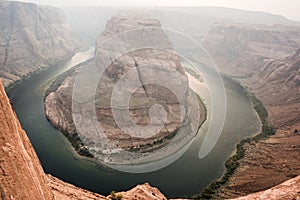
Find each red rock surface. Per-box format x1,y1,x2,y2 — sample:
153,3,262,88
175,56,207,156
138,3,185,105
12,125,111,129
0,80,54,199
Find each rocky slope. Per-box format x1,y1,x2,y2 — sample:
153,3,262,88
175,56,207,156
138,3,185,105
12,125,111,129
45,16,203,163
0,1,80,87
231,175,300,200
204,23,300,198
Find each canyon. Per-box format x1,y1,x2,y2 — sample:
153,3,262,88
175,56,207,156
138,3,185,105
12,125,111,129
0,1,300,199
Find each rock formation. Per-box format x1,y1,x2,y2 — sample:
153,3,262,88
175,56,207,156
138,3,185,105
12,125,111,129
0,80,54,199
93,16,190,152
110,183,167,200
45,16,203,163
204,23,300,198
0,1,81,87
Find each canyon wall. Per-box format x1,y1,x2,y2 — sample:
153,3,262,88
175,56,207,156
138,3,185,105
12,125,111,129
0,80,54,199
0,1,81,87
204,23,300,198
62,6,300,46
204,23,300,129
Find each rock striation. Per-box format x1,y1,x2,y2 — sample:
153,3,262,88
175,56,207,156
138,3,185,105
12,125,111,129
0,1,81,87
204,23,300,198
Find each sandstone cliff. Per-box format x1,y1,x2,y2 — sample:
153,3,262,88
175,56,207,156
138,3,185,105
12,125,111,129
204,23,300,198
0,80,54,199
0,1,81,87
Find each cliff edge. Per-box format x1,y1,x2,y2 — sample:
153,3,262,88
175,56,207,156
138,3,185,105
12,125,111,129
0,79,54,199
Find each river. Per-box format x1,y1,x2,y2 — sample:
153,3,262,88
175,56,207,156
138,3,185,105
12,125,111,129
7,48,260,198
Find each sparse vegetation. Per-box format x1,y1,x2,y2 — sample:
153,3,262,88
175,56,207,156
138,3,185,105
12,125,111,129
50,127,94,158
185,67,202,80
5,67,45,92
198,77,276,199
110,191,116,199
43,59,91,98
68,132,94,158
117,194,123,200
5,53,75,93
44,59,94,158
110,191,123,200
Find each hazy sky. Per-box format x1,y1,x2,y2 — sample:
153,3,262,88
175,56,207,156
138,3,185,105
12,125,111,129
17,0,300,22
